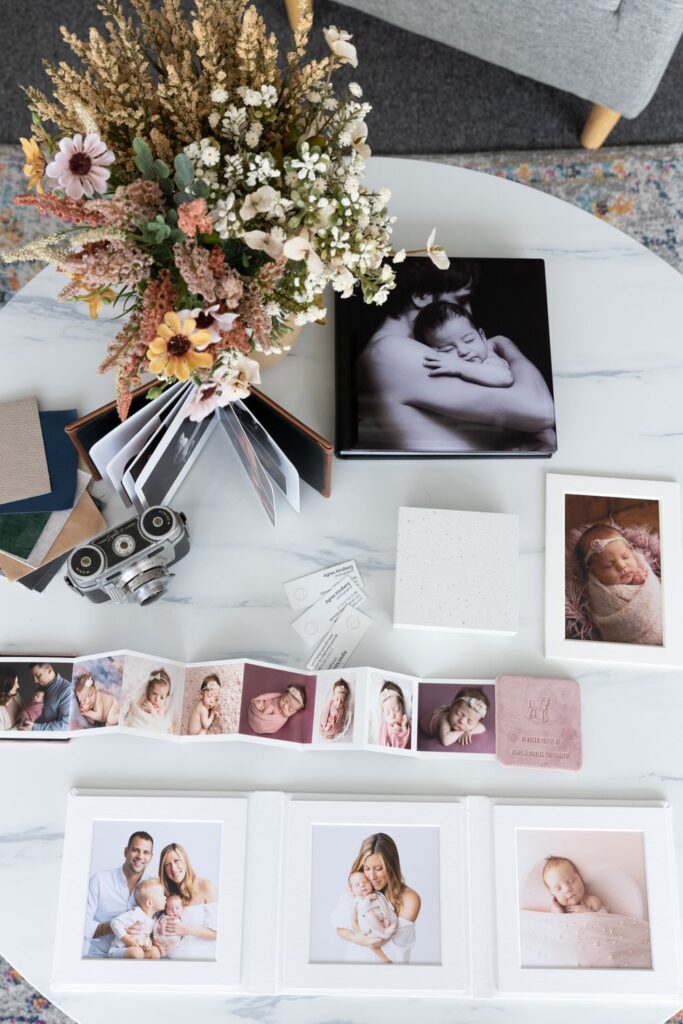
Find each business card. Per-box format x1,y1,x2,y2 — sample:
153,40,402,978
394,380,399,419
284,560,363,611
291,578,367,649
306,604,373,671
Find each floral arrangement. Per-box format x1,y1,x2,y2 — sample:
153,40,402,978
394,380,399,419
4,0,447,420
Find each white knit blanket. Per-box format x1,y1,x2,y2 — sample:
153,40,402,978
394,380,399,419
587,556,662,645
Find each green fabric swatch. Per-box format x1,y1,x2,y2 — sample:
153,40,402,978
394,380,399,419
0,511,50,560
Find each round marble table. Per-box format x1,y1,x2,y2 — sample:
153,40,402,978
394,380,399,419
1,157,682,1024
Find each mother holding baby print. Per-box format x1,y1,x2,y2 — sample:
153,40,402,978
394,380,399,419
333,833,421,964
158,842,218,960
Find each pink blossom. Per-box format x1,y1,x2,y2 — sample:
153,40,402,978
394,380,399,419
46,133,115,200
184,355,261,422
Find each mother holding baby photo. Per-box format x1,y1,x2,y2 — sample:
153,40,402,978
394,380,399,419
158,842,218,960
333,833,421,964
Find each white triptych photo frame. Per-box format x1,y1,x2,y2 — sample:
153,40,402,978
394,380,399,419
545,474,683,666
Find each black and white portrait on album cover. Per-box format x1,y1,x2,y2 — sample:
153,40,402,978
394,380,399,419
335,257,557,458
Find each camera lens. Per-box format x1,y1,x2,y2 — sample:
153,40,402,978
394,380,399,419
139,507,174,541
69,545,104,578
119,556,174,607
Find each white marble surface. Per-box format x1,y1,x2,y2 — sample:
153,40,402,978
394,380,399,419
1,157,683,1023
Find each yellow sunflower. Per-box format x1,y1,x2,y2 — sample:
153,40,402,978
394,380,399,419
19,137,46,194
147,311,214,381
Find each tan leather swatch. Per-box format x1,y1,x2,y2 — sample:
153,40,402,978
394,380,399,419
0,397,51,504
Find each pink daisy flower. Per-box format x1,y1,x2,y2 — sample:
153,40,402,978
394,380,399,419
46,133,115,200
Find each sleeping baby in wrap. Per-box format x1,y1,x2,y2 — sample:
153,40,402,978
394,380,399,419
577,525,663,646
520,855,652,969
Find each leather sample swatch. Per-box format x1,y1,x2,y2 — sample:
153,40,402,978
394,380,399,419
0,397,50,504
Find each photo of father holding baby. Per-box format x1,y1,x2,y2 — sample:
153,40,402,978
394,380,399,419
83,821,221,962
565,494,662,647
308,825,441,965
336,256,556,456
0,660,72,733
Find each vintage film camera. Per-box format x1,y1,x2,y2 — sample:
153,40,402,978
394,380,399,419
65,506,189,606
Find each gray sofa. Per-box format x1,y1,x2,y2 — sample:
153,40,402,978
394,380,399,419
287,0,683,146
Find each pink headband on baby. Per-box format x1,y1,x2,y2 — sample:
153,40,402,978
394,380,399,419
380,688,402,704
457,696,487,718
584,535,627,564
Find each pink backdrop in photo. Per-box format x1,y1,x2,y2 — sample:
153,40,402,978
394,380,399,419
416,682,496,754
238,663,316,744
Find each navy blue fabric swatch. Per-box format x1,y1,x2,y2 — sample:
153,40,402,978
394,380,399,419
0,410,78,514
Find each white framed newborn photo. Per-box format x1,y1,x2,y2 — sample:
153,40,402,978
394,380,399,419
545,474,683,667
52,790,247,992
280,798,467,994
492,802,681,998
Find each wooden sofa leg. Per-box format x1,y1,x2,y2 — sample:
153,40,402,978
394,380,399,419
581,103,622,149
284,0,309,31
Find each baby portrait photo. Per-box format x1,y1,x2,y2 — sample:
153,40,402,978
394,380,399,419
120,655,185,736
565,493,662,647
308,824,441,966
238,662,315,744
313,669,357,746
181,661,244,736
336,256,556,457
367,672,414,751
0,658,73,733
417,681,495,754
516,828,652,970
83,819,222,962
69,654,124,731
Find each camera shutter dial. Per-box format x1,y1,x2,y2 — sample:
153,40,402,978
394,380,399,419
139,507,174,541
69,545,105,578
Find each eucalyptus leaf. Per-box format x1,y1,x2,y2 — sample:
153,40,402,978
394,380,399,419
173,153,194,188
153,158,170,179
193,179,210,199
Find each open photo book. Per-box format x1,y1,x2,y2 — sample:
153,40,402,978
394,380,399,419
53,790,681,1002
65,382,334,525
0,651,581,770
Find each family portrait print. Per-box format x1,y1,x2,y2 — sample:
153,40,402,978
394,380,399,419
181,661,244,736
69,655,124,731
120,655,185,736
417,681,496,754
367,672,414,750
238,662,315,744
565,494,662,647
313,669,357,745
336,256,556,456
0,659,73,733
84,819,222,962
309,824,441,965
516,828,652,970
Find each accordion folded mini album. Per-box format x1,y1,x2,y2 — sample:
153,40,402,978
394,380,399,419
0,651,582,770
52,790,681,1002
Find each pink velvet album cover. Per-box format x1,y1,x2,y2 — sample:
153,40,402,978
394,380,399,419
495,675,582,771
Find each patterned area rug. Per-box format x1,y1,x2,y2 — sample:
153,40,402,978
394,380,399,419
1,140,682,1022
